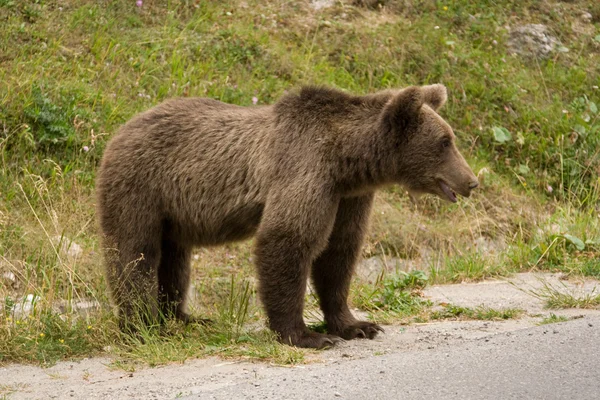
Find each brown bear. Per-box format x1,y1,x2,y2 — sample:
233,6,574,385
96,84,478,349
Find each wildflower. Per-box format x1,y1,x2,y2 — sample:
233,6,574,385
252,96,258,105
40,333,45,338
136,0,142,7
87,325,92,330
434,26,440,30
547,185,553,193
83,146,90,152
443,6,448,10
59,339,65,343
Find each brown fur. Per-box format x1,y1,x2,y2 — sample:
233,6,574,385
96,84,478,348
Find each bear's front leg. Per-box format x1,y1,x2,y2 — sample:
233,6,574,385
311,194,383,340
254,191,342,349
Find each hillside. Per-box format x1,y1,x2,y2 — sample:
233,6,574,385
0,0,599,365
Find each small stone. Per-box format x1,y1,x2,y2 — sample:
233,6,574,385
334,392,342,397
52,236,83,259
581,12,592,23
310,0,335,10
2,271,16,282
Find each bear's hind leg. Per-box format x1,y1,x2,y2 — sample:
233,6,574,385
157,238,194,323
105,232,162,332
311,194,383,340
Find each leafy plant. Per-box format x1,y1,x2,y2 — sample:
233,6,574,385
370,271,430,314
23,86,77,146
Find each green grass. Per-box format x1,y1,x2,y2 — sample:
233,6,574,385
530,282,600,309
429,252,512,284
1,0,600,365
352,270,432,323
426,304,524,321
1,273,303,367
538,313,570,325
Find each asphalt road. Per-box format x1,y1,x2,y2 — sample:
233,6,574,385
186,315,600,400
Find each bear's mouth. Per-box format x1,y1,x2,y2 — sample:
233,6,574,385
438,180,457,203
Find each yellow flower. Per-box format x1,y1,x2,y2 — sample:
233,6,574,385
443,6,448,10
87,325,92,330
59,339,65,343
39,333,45,337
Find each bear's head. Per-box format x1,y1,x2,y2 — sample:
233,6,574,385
381,84,479,202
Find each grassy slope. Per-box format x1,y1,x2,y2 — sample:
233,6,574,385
0,0,599,365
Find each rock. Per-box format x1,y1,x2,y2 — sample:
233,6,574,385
52,235,83,259
508,24,564,59
356,256,416,282
2,271,16,286
55,299,101,317
10,294,41,319
310,0,335,11
580,12,592,23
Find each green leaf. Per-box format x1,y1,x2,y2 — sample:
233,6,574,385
492,126,512,144
574,125,587,136
518,164,530,175
594,34,600,43
562,234,585,251
589,101,598,114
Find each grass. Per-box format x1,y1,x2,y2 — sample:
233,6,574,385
1,0,600,366
529,283,600,309
429,252,512,284
538,313,570,325
530,281,600,309
426,304,524,322
351,270,432,323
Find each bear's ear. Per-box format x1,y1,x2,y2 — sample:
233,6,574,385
382,86,424,133
421,84,447,110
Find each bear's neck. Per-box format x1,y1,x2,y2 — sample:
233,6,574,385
333,122,399,197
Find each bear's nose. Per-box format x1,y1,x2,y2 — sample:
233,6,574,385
469,180,479,189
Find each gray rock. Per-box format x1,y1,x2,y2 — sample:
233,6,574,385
508,24,564,59
52,235,83,259
10,294,41,319
310,0,335,11
356,257,417,282
580,12,592,23
2,271,16,287
55,299,101,317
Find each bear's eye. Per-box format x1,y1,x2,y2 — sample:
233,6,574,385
441,138,451,149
